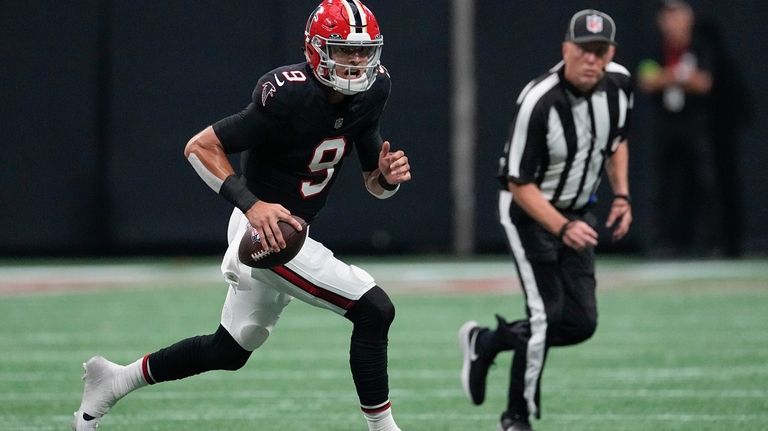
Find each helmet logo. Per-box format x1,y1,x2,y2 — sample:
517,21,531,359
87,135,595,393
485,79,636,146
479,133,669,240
305,5,324,42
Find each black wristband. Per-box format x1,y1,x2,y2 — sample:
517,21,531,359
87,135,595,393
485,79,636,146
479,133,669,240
613,194,632,204
377,173,398,191
558,220,575,240
220,175,259,213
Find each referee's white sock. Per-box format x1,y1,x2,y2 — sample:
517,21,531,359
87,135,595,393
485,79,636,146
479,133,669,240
362,401,401,431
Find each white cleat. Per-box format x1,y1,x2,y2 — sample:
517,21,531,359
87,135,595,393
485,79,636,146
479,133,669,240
71,411,99,431
72,356,123,430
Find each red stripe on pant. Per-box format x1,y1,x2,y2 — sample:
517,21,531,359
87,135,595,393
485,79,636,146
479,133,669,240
271,265,356,310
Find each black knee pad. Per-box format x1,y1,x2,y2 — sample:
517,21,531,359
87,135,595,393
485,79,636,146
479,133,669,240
205,324,252,371
344,286,395,339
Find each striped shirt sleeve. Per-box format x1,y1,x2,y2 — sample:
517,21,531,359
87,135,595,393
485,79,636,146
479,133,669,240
606,62,634,141
498,75,556,186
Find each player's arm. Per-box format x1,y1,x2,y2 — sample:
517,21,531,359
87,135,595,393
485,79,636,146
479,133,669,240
185,102,301,250
363,141,411,199
184,126,243,205
356,109,410,199
604,140,632,241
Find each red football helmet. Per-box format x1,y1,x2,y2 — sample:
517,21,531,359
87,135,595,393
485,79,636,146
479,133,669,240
304,0,383,95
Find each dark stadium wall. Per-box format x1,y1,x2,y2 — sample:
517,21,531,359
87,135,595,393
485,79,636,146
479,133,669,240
1,1,766,256
105,1,276,250
0,2,102,254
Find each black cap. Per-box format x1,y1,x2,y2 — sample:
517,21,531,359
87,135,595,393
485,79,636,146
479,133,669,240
565,9,617,45
659,0,692,11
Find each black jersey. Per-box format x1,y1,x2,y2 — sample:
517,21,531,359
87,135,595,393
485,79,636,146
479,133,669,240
213,62,391,222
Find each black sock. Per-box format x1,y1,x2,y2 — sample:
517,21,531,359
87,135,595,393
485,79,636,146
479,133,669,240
478,314,531,358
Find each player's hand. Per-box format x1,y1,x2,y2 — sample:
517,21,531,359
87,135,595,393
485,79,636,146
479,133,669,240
244,201,303,252
378,141,411,185
561,220,598,251
606,198,632,241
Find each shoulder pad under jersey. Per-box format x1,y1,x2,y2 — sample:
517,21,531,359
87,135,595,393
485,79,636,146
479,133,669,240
251,63,314,117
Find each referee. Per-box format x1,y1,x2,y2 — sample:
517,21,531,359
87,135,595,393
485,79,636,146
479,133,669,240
459,10,633,431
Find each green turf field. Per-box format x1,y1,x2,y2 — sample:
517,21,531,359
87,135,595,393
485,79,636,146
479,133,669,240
1,258,767,430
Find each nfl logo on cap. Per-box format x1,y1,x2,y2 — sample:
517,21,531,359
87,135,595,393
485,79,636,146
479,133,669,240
565,9,617,45
586,15,603,34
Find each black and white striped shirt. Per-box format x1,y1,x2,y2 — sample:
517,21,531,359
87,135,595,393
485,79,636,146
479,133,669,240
498,61,633,210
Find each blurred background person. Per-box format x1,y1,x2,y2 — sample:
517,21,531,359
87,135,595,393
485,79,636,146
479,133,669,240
637,0,749,258
696,10,754,258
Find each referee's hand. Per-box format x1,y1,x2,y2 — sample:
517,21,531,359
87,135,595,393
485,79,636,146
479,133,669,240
606,199,632,241
562,221,598,251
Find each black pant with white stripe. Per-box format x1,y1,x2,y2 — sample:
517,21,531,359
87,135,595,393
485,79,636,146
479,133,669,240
496,192,598,419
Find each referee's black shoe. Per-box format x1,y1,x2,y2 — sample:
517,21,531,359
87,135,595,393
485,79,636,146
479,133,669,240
459,321,494,405
498,412,533,431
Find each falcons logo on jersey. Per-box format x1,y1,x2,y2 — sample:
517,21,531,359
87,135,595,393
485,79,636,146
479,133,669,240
261,81,277,107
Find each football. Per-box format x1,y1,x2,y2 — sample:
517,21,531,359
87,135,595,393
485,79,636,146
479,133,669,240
238,216,308,268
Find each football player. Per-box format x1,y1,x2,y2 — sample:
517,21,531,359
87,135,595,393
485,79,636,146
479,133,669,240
72,1,409,430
